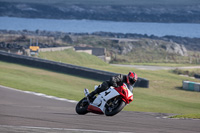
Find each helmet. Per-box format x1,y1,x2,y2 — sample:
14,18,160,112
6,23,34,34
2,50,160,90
127,71,138,86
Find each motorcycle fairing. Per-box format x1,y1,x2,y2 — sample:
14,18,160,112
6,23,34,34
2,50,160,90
87,105,104,114
114,83,133,104
89,87,120,113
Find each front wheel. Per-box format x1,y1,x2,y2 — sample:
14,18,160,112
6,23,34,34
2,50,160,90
104,97,126,116
75,97,89,115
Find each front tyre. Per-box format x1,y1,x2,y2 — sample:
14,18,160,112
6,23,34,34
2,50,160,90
75,97,89,115
104,97,126,116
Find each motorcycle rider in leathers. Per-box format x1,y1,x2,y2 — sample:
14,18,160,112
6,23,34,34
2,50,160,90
87,71,138,102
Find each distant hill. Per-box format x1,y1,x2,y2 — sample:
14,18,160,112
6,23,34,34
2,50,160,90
0,0,200,23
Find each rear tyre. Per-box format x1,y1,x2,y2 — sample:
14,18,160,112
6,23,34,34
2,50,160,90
75,97,89,115
105,97,126,116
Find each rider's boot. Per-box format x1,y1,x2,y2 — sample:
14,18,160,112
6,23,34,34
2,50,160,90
87,86,103,102
87,89,98,103
87,82,109,103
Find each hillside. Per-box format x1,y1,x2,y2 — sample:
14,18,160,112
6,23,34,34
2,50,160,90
38,49,108,67
1,30,200,64
0,0,200,23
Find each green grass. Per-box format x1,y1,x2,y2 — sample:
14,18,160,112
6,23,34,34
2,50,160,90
0,61,101,100
38,49,108,67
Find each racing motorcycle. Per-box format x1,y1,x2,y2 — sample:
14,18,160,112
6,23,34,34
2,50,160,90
75,83,134,116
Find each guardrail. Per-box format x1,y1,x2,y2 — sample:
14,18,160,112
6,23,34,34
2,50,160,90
0,51,149,88
182,81,200,92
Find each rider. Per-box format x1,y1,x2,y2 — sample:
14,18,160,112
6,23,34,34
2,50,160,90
87,71,138,101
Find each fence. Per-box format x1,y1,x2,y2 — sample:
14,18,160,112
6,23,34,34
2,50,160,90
182,81,200,92
0,51,149,88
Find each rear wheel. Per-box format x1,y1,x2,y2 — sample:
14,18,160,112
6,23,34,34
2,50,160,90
75,97,89,115
104,96,126,116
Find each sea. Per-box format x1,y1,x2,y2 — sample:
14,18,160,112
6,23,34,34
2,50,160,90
0,16,200,38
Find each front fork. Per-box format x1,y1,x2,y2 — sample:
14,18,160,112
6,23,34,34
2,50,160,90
84,88,89,96
84,85,98,96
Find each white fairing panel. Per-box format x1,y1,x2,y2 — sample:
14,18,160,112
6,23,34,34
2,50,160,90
127,88,133,97
91,87,120,113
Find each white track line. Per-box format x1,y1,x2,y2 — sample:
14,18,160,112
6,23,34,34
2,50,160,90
0,85,77,103
0,125,133,133
0,85,135,133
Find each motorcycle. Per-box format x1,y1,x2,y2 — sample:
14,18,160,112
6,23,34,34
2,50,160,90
75,83,134,116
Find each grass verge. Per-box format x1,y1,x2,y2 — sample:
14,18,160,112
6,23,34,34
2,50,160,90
0,61,101,100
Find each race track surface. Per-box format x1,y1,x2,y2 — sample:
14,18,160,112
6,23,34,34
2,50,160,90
111,64,200,71
0,86,199,133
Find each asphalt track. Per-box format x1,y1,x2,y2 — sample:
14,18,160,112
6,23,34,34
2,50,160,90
111,64,200,71
0,86,200,133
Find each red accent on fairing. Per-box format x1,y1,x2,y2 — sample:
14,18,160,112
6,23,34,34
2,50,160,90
87,105,104,114
114,84,133,104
